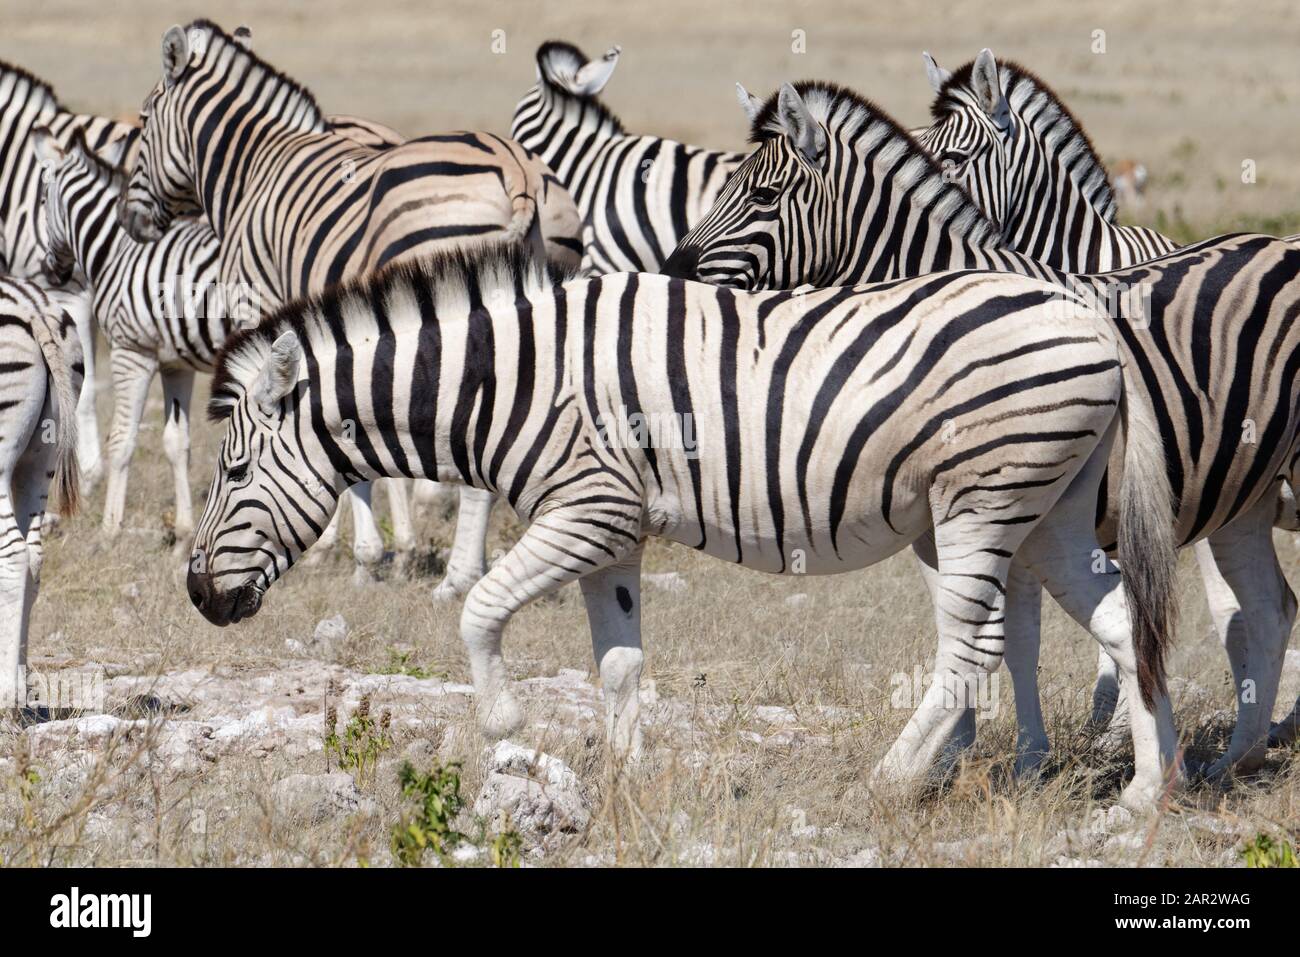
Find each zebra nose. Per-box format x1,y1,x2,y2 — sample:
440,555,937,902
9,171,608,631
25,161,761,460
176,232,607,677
186,566,210,612
661,245,701,280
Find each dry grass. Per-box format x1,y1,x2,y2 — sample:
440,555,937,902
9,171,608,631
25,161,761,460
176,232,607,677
2,0,1299,868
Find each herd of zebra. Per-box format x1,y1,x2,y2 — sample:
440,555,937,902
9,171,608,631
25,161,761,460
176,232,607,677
2,21,1298,810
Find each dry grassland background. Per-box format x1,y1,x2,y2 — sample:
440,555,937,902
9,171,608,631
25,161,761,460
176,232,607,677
0,0,1297,867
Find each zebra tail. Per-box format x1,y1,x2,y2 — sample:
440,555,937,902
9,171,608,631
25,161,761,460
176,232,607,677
30,305,81,518
1116,387,1177,710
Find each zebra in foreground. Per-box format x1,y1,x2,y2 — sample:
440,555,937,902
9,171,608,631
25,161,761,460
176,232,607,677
662,80,1300,777
0,59,140,486
185,241,1182,807
916,49,1300,757
121,20,584,590
0,278,81,711
511,41,745,274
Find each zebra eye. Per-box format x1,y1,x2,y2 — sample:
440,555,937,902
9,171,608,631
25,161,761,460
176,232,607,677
226,460,250,484
751,185,781,206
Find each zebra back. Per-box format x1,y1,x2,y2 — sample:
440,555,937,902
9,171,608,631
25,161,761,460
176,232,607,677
0,60,137,280
512,40,745,273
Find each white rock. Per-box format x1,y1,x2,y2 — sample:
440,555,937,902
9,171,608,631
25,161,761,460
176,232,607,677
271,772,376,824
312,614,349,648
836,847,881,868
784,593,809,607
284,639,306,655
472,742,589,836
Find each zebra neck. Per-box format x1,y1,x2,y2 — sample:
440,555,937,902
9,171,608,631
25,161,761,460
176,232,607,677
530,88,622,201
303,292,553,494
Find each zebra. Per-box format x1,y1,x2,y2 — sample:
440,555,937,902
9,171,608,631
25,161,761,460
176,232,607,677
184,240,1182,807
0,59,140,487
511,41,745,274
119,20,583,592
662,80,1300,777
916,50,1300,759
34,126,226,543
0,277,82,712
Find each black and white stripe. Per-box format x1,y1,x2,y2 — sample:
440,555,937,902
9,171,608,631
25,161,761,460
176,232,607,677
185,241,1181,806
663,80,1300,775
917,50,1300,765
120,19,584,586
0,277,82,709
511,41,744,274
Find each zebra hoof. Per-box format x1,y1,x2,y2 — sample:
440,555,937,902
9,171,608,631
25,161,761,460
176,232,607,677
350,564,379,587
477,689,524,741
431,575,474,604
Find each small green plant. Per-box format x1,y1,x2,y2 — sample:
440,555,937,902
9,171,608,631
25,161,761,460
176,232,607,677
391,760,468,866
488,812,524,868
1240,833,1298,868
382,649,441,680
325,693,391,788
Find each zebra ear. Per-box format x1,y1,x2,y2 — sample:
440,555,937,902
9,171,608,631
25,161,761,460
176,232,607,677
735,83,763,124
162,25,190,88
232,25,253,51
776,83,827,163
30,126,65,168
923,52,951,93
253,331,303,414
571,46,621,96
971,48,1011,129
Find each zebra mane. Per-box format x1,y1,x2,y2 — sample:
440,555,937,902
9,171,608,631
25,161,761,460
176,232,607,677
0,59,61,114
182,19,327,130
208,241,563,421
749,80,1000,247
534,41,626,135
932,57,1118,222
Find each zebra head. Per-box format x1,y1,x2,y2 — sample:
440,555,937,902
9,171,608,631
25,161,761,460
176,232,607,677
662,82,833,289
121,24,208,242
919,50,1122,243
32,126,129,286
913,49,1020,234
188,329,337,625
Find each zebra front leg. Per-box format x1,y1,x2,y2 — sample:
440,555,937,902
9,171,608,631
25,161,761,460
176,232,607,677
461,503,641,741
578,545,646,762
432,486,493,603
102,347,158,538
347,483,384,585
384,479,418,576
1197,497,1294,778
160,365,196,548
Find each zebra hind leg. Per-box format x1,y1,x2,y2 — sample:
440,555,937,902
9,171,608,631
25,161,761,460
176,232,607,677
1016,440,1181,810
1197,496,1295,778
873,519,1019,789
460,503,641,742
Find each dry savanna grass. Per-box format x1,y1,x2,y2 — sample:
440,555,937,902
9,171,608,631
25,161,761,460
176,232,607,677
2,0,1300,868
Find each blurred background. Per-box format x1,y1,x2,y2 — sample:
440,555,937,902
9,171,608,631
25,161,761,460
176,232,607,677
6,0,1300,238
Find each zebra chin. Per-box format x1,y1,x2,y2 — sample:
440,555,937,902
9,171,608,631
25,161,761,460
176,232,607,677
186,569,264,627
